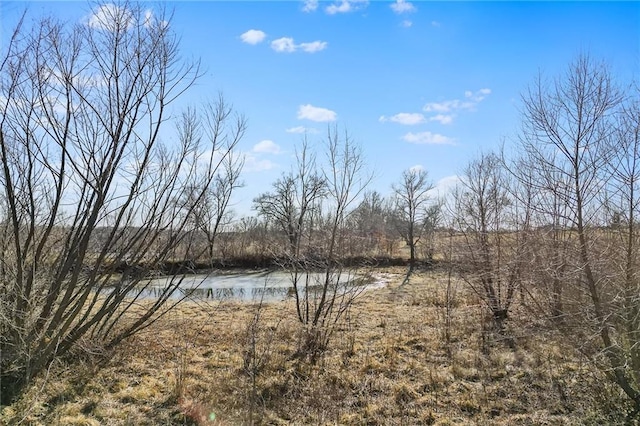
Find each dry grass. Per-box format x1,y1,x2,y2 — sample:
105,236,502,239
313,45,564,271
1,267,629,425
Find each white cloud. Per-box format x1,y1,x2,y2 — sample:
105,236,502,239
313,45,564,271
383,89,489,128
286,126,319,134
475,88,492,100
253,140,282,154
427,175,461,199
379,113,426,125
271,37,296,53
286,126,307,134
297,104,337,122
462,88,491,105
403,131,455,145
325,0,369,15
423,99,463,113
423,88,492,114
436,175,461,191
401,20,413,28
429,114,454,125
409,164,424,173
271,37,327,53
326,1,352,14
86,4,134,31
302,0,319,12
243,154,278,172
299,41,328,53
141,9,168,30
391,0,416,14
241,29,266,45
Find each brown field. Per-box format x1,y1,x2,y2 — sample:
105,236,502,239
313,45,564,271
0,267,628,425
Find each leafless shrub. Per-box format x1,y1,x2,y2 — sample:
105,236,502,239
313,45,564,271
253,127,372,362
451,152,529,340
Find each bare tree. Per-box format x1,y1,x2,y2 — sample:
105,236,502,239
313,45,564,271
254,127,371,361
518,54,640,413
253,140,326,260
453,152,528,335
0,3,243,403
391,168,439,272
515,159,574,321
296,125,372,360
604,87,640,411
349,190,394,257
180,97,246,263
253,141,328,338
229,216,270,262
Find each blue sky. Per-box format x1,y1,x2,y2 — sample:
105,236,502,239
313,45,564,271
1,1,639,217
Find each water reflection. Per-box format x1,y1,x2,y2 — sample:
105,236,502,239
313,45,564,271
129,271,365,303
175,285,290,301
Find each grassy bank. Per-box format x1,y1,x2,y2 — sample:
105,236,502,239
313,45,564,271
1,268,627,425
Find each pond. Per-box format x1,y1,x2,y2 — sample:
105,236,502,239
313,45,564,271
132,270,388,302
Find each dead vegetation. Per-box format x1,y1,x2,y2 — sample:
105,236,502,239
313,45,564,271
0,268,628,425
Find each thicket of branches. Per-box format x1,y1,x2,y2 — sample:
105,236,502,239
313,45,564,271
252,129,375,361
446,55,640,414
514,55,640,414
0,3,244,404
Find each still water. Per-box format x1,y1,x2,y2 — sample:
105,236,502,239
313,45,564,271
134,270,384,303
